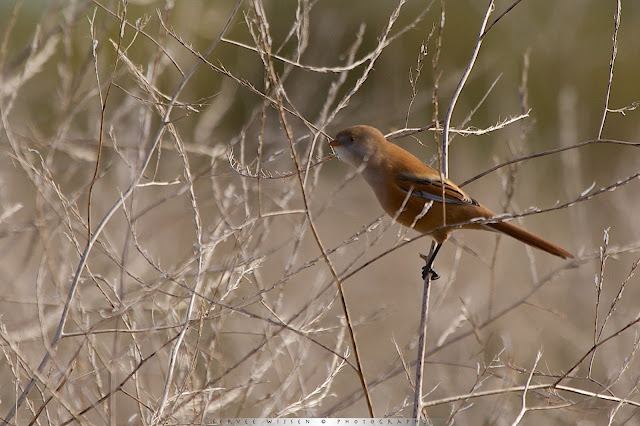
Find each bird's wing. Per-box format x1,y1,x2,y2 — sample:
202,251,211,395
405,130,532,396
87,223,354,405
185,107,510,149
395,172,478,206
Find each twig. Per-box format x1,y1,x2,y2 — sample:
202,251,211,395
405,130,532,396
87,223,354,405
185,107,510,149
459,138,639,188
479,0,526,40
441,0,494,177
218,5,428,75
412,242,437,419
59,334,180,426
597,0,622,139
87,1,127,241
510,350,542,425
324,0,409,125
588,228,610,377
0,325,82,424
554,312,640,387
421,382,640,410
91,0,184,75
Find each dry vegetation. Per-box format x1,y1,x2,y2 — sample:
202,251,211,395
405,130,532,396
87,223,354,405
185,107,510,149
1,0,640,424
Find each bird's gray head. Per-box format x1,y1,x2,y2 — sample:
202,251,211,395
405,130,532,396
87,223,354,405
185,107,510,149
329,125,385,168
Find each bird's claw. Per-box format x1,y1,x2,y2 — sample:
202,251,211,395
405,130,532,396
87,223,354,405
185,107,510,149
421,266,440,281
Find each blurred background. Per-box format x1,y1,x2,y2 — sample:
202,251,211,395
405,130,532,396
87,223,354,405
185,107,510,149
1,0,640,424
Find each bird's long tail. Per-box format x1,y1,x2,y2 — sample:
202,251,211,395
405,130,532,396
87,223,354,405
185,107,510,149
485,221,574,259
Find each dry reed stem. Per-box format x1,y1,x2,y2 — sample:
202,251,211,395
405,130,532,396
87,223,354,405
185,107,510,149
597,0,622,139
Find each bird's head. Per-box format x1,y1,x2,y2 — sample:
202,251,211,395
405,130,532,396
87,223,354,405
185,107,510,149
329,125,385,168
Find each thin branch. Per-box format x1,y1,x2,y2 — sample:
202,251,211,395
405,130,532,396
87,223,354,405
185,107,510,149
459,138,639,188
87,1,127,241
441,0,494,177
553,312,640,387
421,383,640,410
510,350,543,425
218,5,427,75
597,0,622,139
479,0,526,40
588,228,610,377
412,242,437,419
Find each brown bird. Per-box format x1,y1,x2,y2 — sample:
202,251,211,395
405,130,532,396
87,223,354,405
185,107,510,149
329,125,573,279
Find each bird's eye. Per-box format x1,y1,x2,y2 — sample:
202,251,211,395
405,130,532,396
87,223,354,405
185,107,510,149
348,136,355,142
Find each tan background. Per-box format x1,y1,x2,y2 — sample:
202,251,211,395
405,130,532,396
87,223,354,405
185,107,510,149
1,0,640,424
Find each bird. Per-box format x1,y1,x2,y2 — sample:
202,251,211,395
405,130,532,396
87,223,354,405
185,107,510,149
329,125,573,280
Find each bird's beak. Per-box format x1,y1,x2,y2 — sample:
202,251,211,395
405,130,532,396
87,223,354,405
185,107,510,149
329,139,340,147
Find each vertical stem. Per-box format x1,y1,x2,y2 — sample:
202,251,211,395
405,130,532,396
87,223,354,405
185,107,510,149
597,0,621,139
412,241,437,419
441,0,494,177
414,4,495,420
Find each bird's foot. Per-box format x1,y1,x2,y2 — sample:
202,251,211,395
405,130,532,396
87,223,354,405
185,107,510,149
421,265,440,281
420,247,442,281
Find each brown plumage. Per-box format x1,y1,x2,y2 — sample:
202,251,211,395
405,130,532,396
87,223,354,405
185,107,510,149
330,125,573,263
